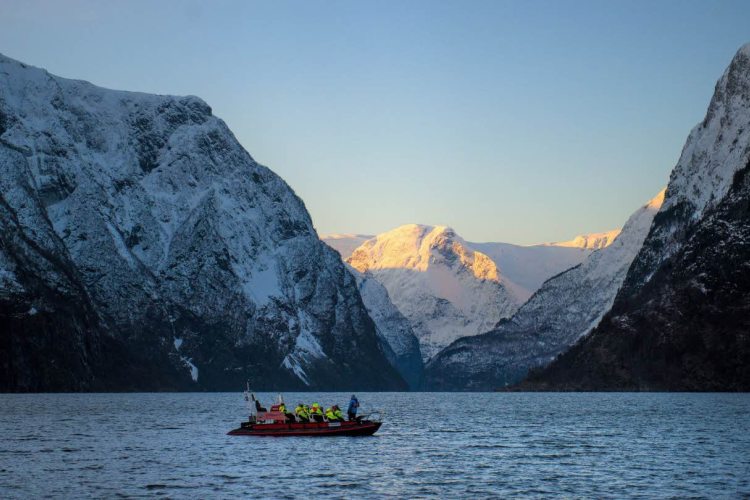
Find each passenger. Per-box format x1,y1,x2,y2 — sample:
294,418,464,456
310,403,324,422
295,403,310,423
332,405,344,421
325,406,342,422
279,403,295,422
347,395,359,421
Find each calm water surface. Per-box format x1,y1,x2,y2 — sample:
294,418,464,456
0,392,748,498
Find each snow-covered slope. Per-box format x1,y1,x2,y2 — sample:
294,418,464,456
544,229,621,250
425,190,664,390
326,231,615,302
0,53,404,391
522,43,750,391
347,224,520,361
347,265,424,388
467,241,592,301
321,233,374,259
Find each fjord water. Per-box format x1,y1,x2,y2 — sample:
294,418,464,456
1,393,748,498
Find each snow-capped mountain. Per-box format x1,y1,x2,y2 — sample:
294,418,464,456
468,240,596,302
523,43,750,391
347,224,520,361
544,229,621,250
325,230,617,302
425,190,663,390
0,53,404,391
347,266,424,388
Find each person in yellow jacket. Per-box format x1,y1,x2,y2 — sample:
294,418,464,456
333,405,344,421
279,403,294,423
309,402,324,422
325,405,344,422
295,403,310,423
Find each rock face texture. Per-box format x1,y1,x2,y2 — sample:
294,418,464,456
0,54,404,391
425,191,663,390
522,44,750,391
348,266,424,388
347,224,520,361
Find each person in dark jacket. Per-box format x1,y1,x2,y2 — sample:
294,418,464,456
347,395,360,421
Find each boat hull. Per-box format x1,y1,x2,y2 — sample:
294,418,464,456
227,420,382,437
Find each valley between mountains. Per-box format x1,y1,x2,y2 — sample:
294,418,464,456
3,44,750,391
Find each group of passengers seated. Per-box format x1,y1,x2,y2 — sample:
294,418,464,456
278,402,344,423
271,395,361,424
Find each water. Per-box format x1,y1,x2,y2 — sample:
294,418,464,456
1,393,748,498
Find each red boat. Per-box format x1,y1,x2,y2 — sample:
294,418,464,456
228,394,382,437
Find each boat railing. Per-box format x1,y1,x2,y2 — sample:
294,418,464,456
358,408,384,422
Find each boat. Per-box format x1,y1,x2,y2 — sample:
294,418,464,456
227,389,383,437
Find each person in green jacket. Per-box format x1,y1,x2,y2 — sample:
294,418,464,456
310,403,324,422
333,405,344,421
325,405,344,422
279,403,294,422
295,403,310,423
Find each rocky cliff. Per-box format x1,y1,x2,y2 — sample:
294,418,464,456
522,44,750,391
0,54,405,391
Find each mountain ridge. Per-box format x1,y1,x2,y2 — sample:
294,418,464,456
425,189,664,390
520,43,750,391
0,52,405,392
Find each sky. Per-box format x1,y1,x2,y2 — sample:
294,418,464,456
1,1,749,244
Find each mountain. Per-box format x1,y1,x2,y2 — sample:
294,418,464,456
321,232,424,386
348,266,424,388
468,240,597,302
544,229,621,250
346,224,520,361
521,43,750,391
325,230,615,302
425,191,663,390
0,53,405,391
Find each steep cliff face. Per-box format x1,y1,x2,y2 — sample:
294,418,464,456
522,44,750,391
347,224,520,361
0,54,404,391
425,191,663,390
348,266,424,389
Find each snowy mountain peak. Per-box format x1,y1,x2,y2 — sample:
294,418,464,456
346,223,519,361
663,44,750,220
622,44,750,291
545,229,621,250
425,188,665,390
348,223,500,282
0,53,404,391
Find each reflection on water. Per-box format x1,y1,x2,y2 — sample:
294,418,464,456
1,392,749,497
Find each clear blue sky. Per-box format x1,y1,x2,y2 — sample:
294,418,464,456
1,1,749,244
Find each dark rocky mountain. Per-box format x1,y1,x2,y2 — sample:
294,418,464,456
424,191,663,390
521,44,750,391
0,54,405,391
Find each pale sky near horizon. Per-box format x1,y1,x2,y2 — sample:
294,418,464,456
1,0,749,244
